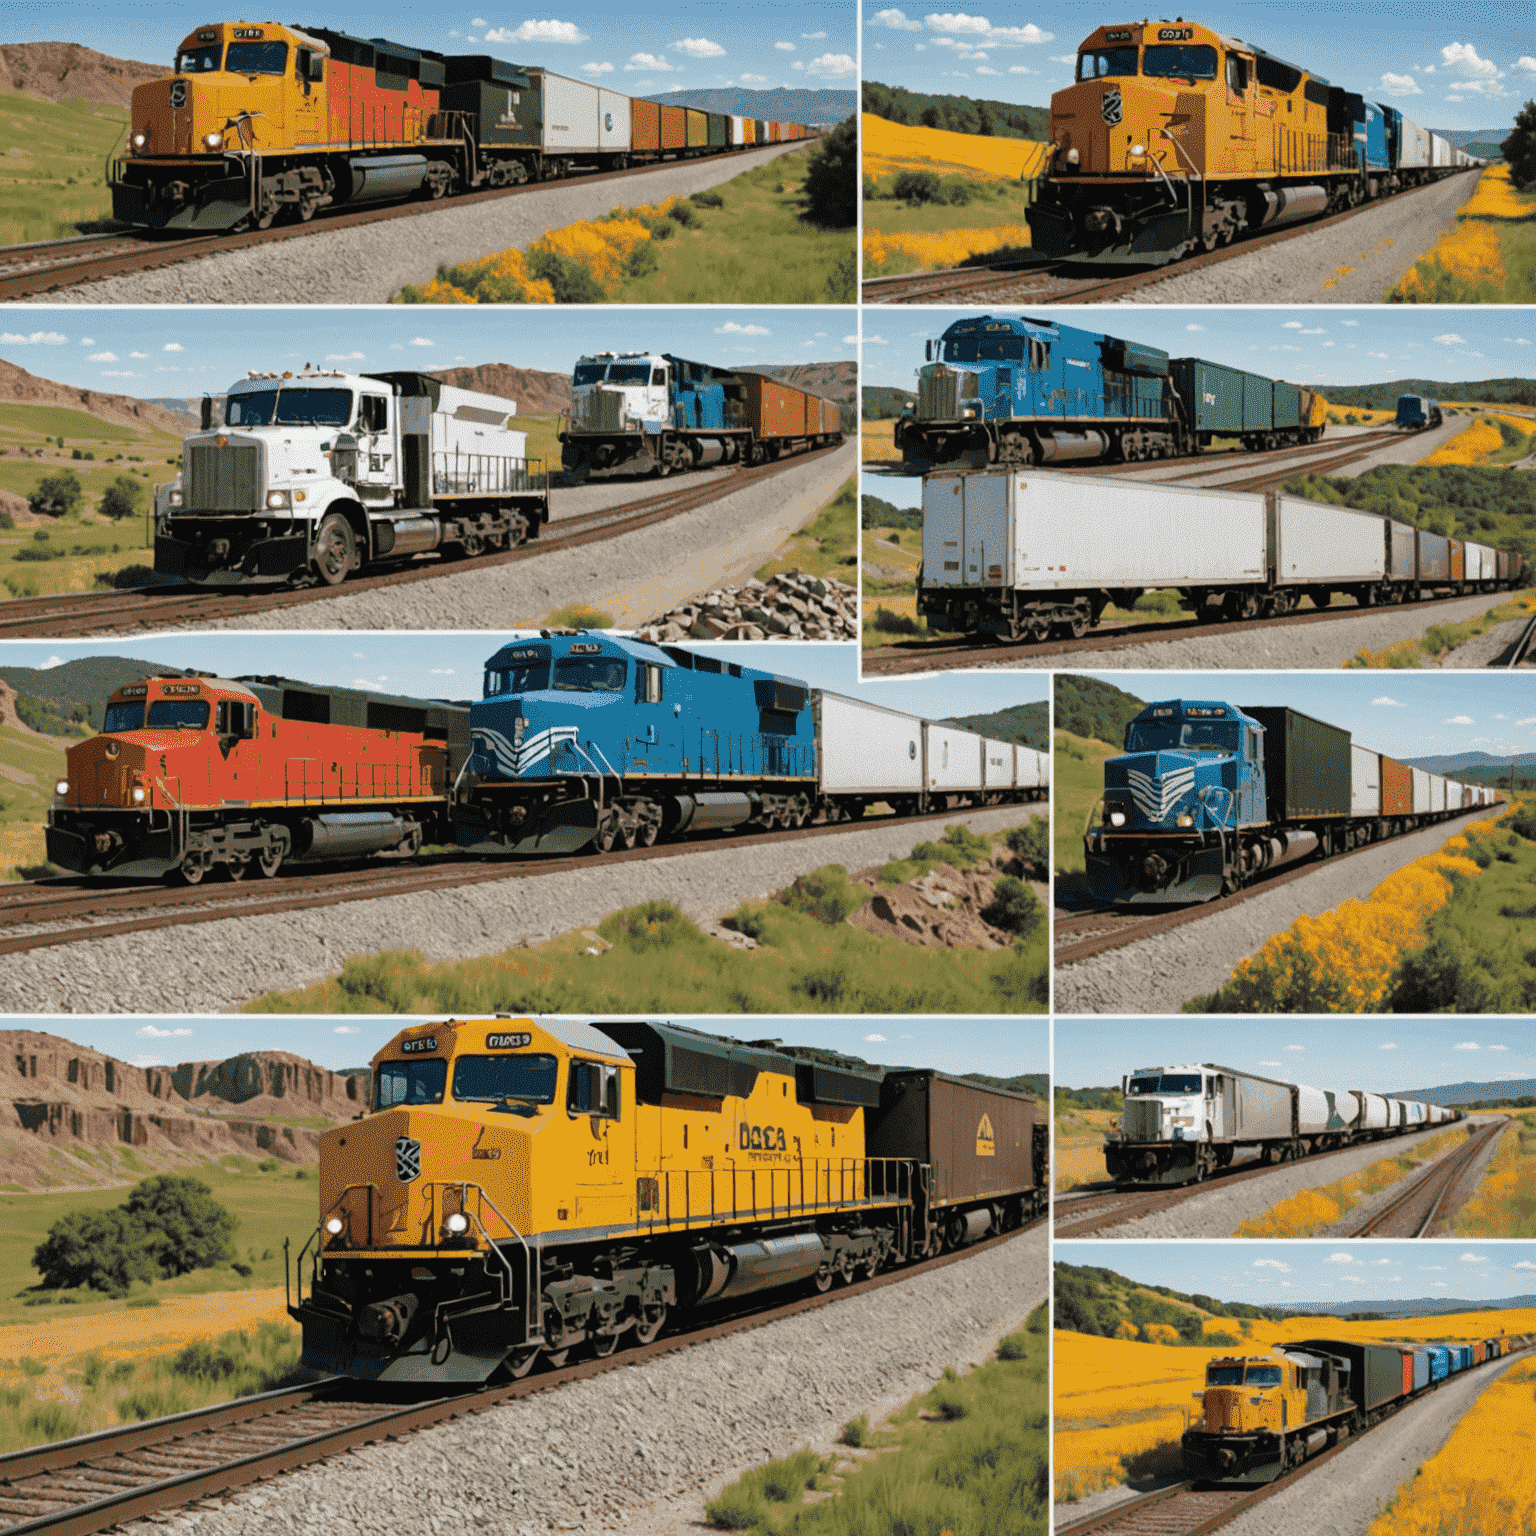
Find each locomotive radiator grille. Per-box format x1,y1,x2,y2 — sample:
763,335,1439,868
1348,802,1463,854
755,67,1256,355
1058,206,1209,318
184,442,265,513
575,388,629,432
1124,1098,1162,1140
917,368,960,422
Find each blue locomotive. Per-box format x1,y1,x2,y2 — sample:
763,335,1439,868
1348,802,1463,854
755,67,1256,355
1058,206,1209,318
1395,394,1442,430
895,315,1324,470
1085,699,1491,904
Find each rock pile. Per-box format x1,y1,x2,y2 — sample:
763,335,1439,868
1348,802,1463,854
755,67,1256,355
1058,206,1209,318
635,569,857,642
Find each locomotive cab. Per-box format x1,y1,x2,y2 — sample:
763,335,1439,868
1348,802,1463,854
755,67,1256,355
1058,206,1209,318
1182,1349,1337,1482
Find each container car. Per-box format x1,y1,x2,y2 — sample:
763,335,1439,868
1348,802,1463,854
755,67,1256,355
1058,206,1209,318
288,1017,1046,1383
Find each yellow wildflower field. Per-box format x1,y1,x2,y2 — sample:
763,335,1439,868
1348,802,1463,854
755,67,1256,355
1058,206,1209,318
1423,416,1508,466
864,225,1034,271
862,113,1050,183
1453,1110,1536,1237
1326,406,1396,426
1454,164,1534,222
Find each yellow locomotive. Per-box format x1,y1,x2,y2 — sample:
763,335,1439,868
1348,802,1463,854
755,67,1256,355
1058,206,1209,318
290,1018,1047,1382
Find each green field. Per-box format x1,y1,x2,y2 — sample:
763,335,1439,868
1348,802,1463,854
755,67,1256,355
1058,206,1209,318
0,716,73,879
0,90,131,246
1053,729,1115,879
755,476,857,585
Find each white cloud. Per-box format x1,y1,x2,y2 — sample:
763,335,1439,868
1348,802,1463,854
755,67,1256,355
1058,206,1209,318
872,7,923,29
1340,1276,1367,1284
926,11,991,33
1,330,69,345
1259,1060,1283,1066
1341,320,1359,326
1186,323,1205,331
1380,1042,1398,1050
100,371,136,378
334,1025,360,1034
1372,696,1405,706
716,322,771,336
79,337,94,345
626,53,672,70
1442,41,1498,78
1008,64,1034,74
472,17,486,25
1516,1261,1536,1270
975,64,1000,74
88,351,117,362
1461,1252,1488,1262
488,18,589,45
137,1024,189,1038
776,40,795,51
1491,1044,1508,1051
1283,1044,1304,1052
740,72,766,82
38,656,66,670
1430,1281,1449,1289
864,1033,886,1042
1434,333,1466,346
410,337,434,347
163,342,184,352
130,351,149,358
581,61,614,74
806,52,856,76
325,351,365,361
1253,1259,1291,1271
1325,1252,1356,1263
984,23,1051,43
1446,715,1475,725
1283,320,1304,329
675,37,725,57
1519,717,1536,726
1381,72,1422,95
1368,352,1390,360
802,31,827,39
428,668,455,675
1299,328,1327,335
1455,1041,1480,1051
1518,57,1536,73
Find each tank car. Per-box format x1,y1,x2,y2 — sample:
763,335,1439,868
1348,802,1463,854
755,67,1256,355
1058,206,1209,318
288,1017,1046,1383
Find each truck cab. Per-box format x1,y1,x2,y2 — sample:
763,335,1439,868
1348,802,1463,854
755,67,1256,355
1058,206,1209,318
1120,1064,1232,1146
569,352,673,437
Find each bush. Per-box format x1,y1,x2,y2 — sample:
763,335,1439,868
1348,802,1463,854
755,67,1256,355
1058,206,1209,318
691,189,723,209
871,605,922,635
777,864,867,924
123,1175,238,1276
1005,820,1049,873
802,116,857,228
667,198,698,227
981,876,1043,936
840,1413,870,1446
27,469,83,518
33,1208,155,1296
893,169,942,205
525,247,607,303
98,475,144,520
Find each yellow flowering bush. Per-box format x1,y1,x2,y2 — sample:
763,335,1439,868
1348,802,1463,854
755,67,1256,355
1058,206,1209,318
864,225,1033,270
531,216,652,290
1390,182,1507,302
397,247,557,304
1423,415,1507,466
863,113,1049,183
1455,164,1534,221
1454,1110,1536,1237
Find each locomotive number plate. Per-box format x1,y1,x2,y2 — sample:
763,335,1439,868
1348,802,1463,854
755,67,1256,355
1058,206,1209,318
121,685,148,697
1157,26,1193,39
1102,88,1123,126
232,27,264,38
569,642,602,653
400,1036,438,1054
162,682,201,695
486,1032,533,1049
1105,29,1132,41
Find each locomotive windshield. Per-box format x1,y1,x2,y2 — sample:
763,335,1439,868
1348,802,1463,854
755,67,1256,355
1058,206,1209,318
1077,46,1139,80
104,701,146,733
605,362,654,383
452,1054,559,1104
375,1059,447,1108
1245,1365,1282,1386
1144,44,1217,79
943,335,1026,363
226,388,354,427
553,657,627,692
1128,1073,1202,1095
224,41,288,75
1125,719,1239,754
175,45,223,71
1207,1364,1245,1385
147,699,209,731
485,653,551,696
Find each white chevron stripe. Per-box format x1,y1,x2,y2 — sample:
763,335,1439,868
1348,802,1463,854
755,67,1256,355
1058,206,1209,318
475,725,580,777
1126,765,1197,822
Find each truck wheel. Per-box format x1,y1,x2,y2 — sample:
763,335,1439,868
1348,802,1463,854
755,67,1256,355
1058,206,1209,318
313,514,354,586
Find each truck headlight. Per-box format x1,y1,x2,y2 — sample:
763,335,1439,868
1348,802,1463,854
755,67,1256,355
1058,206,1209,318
55,779,69,796
1108,810,1126,827
167,488,183,507
265,490,291,509
1176,813,1194,828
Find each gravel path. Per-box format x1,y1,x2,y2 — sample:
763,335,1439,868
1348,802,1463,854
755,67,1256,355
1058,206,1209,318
1054,811,1484,1015
0,803,1041,1013
1115,175,1476,304
1437,614,1527,669
117,1226,1047,1536
136,443,856,632
1056,1121,1462,1240
49,144,809,305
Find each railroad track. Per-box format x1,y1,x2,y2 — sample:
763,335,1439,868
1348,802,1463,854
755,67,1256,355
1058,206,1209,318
1501,610,1536,667
0,142,797,302
0,1219,1043,1536
862,176,1479,307
1051,806,1490,971
0,447,840,639
0,799,1042,958
1343,1117,1508,1238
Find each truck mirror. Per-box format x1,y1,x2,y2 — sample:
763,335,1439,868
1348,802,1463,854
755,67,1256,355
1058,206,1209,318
924,341,932,361
200,397,213,431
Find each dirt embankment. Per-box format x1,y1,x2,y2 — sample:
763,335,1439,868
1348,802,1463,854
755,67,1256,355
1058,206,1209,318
848,847,1048,950
0,41,162,106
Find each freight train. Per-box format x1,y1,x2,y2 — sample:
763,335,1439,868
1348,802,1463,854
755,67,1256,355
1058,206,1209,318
46,635,1049,882
287,1016,1049,1382
915,467,1527,643
1085,698,1499,904
1396,394,1443,431
1105,1063,1466,1184
1185,1333,1528,1483
895,315,1327,472
153,367,548,588
1025,18,1483,265
560,354,844,480
110,21,816,231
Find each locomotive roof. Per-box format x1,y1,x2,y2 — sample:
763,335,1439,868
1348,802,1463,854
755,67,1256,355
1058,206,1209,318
1131,699,1259,724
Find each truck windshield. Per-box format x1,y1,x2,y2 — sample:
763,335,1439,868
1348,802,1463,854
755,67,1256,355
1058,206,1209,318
226,388,354,426
1078,46,1139,79
605,362,653,383
553,657,627,692
1144,44,1217,79
375,1059,446,1108
1245,1365,1282,1386
1207,1365,1244,1385
485,654,551,696
1128,1074,1202,1095
175,45,222,71
225,41,288,75
1125,720,1238,754
943,337,1025,362
147,700,209,730
572,363,608,385
104,701,146,732
452,1054,559,1103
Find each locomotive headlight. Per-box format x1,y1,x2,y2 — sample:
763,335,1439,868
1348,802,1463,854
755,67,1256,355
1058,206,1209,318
167,488,183,507
203,132,223,149
265,490,291,510
1065,147,1081,166
1176,812,1194,828
445,1212,470,1235
54,779,69,796
1108,810,1126,827
132,786,146,804
324,1216,346,1236
1130,143,1147,158
131,131,148,150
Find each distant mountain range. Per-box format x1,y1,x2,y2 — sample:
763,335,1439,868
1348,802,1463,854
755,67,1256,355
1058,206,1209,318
1401,751,1536,779
1389,1078,1536,1105
1271,1295,1536,1319
643,87,853,126
1306,377,1536,410
1430,128,1511,148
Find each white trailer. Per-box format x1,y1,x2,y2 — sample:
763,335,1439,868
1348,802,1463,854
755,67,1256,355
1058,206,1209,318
539,70,603,154
1350,745,1381,817
1411,767,1432,815
1399,117,1431,170
925,722,984,794
1271,496,1385,587
814,692,924,799
983,737,1015,790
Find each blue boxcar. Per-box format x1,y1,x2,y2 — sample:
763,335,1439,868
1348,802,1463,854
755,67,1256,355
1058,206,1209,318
1425,1345,1450,1381
1406,1347,1430,1391
669,355,736,430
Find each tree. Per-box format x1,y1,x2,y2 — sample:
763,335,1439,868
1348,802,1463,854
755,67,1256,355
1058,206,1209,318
33,1208,155,1295
27,469,83,518
124,1175,238,1276
98,475,144,520
802,115,857,229
1502,99,1536,191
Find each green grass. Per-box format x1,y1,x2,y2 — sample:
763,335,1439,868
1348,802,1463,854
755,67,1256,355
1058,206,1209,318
755,476,857,585
702,1303,1047,1535
1345,591,1536,668
1053,729,1116,877
0,714,74,878
0,90,130,246
613,150,856,304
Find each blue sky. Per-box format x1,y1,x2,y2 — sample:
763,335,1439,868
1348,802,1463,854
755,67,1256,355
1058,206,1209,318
8,1,853,94
1056,1240,1536,1306
864,0,1533,134
0,308,853,394
1055,1017,1536,1094
859,307,1536,395
0,636,1046,720
39,1012,1045,1073
1076,671,1536,762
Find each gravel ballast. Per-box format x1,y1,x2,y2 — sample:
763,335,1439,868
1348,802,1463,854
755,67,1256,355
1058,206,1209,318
50,143,809,306
0,803,1043,1013
116,1226,1047,1536
1054,812,1485,1015
137,443,856,633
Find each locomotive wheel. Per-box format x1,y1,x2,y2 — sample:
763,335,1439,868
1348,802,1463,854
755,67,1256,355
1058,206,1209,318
257,843,284,878
813,1266,834,1293
595,812,622,853
312,514,354,586
544,1347,570,1370
589,1330,620,1359
223,857,248,881
504,1348,540,1379
176,854,206,886
653,455,672,478
633,1303,667,1345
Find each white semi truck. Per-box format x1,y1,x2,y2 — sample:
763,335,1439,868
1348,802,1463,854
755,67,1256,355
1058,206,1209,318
154,367,548,586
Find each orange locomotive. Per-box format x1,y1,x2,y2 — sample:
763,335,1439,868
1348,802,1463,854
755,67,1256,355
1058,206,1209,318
47,674,461,884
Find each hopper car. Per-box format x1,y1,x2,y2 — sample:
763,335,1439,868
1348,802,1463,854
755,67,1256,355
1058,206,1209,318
1025,18,1484,266
1184,1333,1527,1483
560,354,843,480
288,1016,1048,1382
1085,697,1499,904
1105,1062,1465,1184
46,634,1049,881
110,21,814,232
895,315,1327,472
915,467,1527,643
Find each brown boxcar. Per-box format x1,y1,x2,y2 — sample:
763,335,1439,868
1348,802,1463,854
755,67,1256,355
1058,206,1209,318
1450,539,1465,581
660,104,686,151
632,99,661,152
866,1069,1046,1215
769,121,782,143
740,373,810,440
1381,756,1412,816
685,108,708,149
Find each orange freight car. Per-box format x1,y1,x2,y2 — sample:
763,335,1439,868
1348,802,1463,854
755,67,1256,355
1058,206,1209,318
1380,757,1413,817
660,103,686,152
632,98,661,154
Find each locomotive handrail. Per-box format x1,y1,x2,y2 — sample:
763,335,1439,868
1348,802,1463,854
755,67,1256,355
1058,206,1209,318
648,1157,913,1231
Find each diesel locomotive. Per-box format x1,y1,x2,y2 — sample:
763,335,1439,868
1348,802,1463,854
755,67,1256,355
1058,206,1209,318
288,1017,1048,1382
110,20,812,232
1085,698,1498,905
1026,18,1482,265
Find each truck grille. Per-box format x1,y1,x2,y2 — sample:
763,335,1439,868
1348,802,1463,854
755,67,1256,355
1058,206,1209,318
1124,1099,1162,1140
917,368,959,422
184,442,264,513
575,388,627,432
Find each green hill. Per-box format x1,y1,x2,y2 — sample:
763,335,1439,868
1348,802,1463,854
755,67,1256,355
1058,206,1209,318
1053,729,1116,877
1054,676,1144,749
944,701,1048,751
962,1071,1049,1100
862,492,920,531
1055,1261,1282,1341
1308,377,1536,409
0,656,172,730
862,81,1049,142
862,385,916,420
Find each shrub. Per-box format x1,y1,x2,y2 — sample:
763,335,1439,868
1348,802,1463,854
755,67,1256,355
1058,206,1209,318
524,247,607,303
124,1175,238,1276
893,169,942,204
691,189,723,208
840,1413,870,1446
776,864,867,924
982,876,1043,936
802,116,857,228
871,605,922,635
33,1208,155,1296
98,475,144,520
667,198,698,227
27,469,83,518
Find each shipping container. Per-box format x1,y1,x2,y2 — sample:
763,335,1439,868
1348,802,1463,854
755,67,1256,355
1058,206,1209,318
1380,756,1412,816
1398,116,1432,168
1272,380,1301,430
706,111,727,149
1449,539,1465,582
1295,1084,1334,1136
729,114,745,146
1168,358,1248,435
1271,495,1386,585
1387,521,1416,580
1226,1069,1295,1141
632,98,661,152
1354,1091,1390,1132
685,108,708,149
925,722,984,793
660,104,686,151
1425,1345,1450,1381
738,373,811,441
1350,745,1381,817
539,70,604,153
1295,1340,1408,1411
1417,529,1450,582
1242,706,1352,821
598,88,630,153
866,1069,1042,1207
814,692,923,797
983,737,1015,790
1430,774,1447,814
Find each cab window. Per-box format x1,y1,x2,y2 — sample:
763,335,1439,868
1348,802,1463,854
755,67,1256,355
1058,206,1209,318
359,395,389,433
1144,44,1217,79
104,701,146,733
375,1059,447,1108
639,663,664,704
1245,1365,1282,1386
1226,53,1250,93
650,368,666,387
453,1054,559,1104
572,362,607,385
147,699,210,731
225,41,288,75
1077,47,1138,80
176,45,223,72
553,657,627,692
1207,1364,1244,1385
567,1059,621,1118
485,655,550,695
